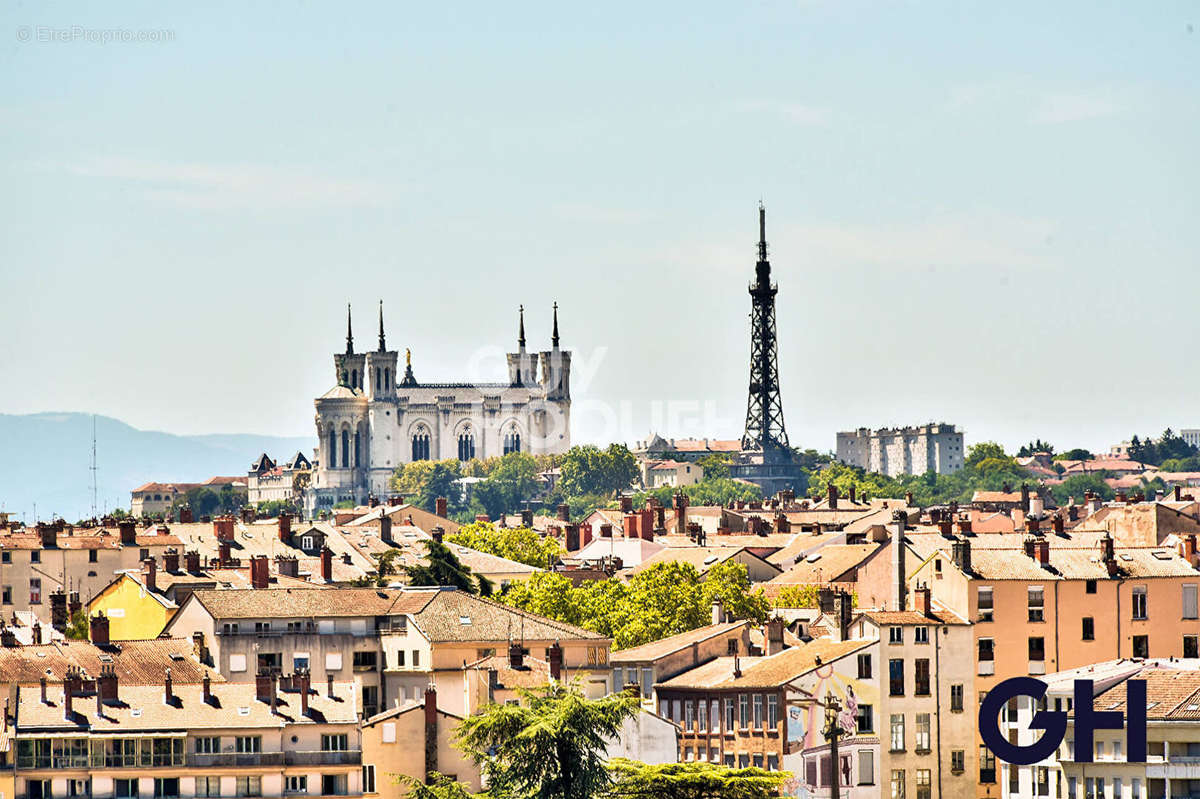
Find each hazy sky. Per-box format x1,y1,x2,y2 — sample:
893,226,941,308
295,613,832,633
2,1,1197,457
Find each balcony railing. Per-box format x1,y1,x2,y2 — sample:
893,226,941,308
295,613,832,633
284,750,362,766
187,752,286,768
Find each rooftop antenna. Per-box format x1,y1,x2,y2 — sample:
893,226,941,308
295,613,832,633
90,415,99,520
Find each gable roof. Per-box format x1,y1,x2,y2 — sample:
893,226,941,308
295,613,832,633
176,587,437,621
611,621,749,662
657,638,871,690
0,638,220,686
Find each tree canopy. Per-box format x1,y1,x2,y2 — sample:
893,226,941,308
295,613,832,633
1017,439,1055,457
560,445,639,498
448,521,563,570
403,539,492,596
1129,430,1198,465
607,760,788,799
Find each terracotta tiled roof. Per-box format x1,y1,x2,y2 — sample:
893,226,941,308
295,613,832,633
658,639,871,690
463,654,554,688
860,609,967,626
611,621,749,662
0,638,220,686
766,544,883,585
1090,669,1200,720
411,590,606,643
180,587,437,620
625,547,777,577
15,680,358,732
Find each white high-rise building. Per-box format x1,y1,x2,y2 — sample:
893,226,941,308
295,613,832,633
836,424,964,477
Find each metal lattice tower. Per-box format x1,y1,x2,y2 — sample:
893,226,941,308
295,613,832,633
740,203,790,453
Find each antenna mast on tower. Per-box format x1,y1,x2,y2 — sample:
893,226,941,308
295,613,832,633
90,415,99,519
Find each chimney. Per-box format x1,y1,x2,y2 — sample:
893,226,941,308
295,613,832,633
214,516,235,541
0,626,15,648
40,523,57,549
142,558,157,593
732,654,742,679
600,523,613,538
623,513,638,539
276,555,299,578
320,547,333,582
952,537,972,575
619,496,633,514
256,671,275,703
548,641,563,681
98,665,118,703
639,508,654,540
905,491,914,506
1025,516,1039,535
327,674,335,698
202,672,213,705
673,491,688,536
565,524,580,552
118,518,137,545
1115,491,1128,504
31,621,41,645
1186,534,1198,565
1034,538,1050,568
773,513,790,534
40,676,48,704
184,550,201,573
163,548,180,573
508,641,524,669
1176,485,1184,501
836,591,853,641
520,509,534,527
474,514,490,524
1029,493,1045,518
179,505,194,524
654,505,666,532
279,512,293,541
556,504,570,522
64,667,81,720
299,670,311,716
937,518,953,537
424,686,438,783
1052,514,1065,535
1020,484,1030,513
913,583,932,617
1023,536,1036,557
218,539,231,567
827,484,839,510
379,515,393,544
50,590,68,631
90,612,110,646
956,517,972,535
1100,533,1117,576
766,617,785,655
435,497,448,518
367,494,379,508
250,555,269,590
1067,504,1079,522
891,510,906,611
929,508,942,524
580,523,593,548
711,599,724,625
164,668,174,705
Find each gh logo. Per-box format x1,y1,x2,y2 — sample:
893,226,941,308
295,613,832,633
979,677,1147,765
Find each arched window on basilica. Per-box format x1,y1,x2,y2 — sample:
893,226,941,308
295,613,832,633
411,426,430,461
354,430,361,468
328,428,337,469
341,429,350,469
457,429,476,462
503,425,521,455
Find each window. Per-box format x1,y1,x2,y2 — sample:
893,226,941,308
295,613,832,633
412,650,420,667
1086,579,1097,594
856,704,874,733
1187,635,1199,659
411,429,430,461
155,778,180,798
738,694,749,727
1132,586,1148,620
980,745,996,783
353,651,378,671
1,586,10,605
685,700,695,730
396,650,405,667
914,626,929,644
300,535,313,550
1133,635,1149,658
235,736,261,753
1082,617,1095,641
1029,636,1046,662
858,652,872,679
859,751,875,785
752,694,763,728
724,697,734,730
978,638,994,669
1185,584,1198,619
89,549,98,563
116,780,138,799
889,627,903,644
767,694,778,727
1028,586,1045,622
237,777,262,798
915,714,930,753
457,430,476,461
0,552,8,564
890,714,905,752
322,734,349,752
950,684,964,712
30,550,40,564
29,577,41,604
1132,778,1142,799
194,737,220,754
915,769,931,799
293,654,310,671
977,586,994,621
914,659,930,695
362,765,376,794
951,749,964,773
889,659,905,696
196,777,221,797
891,769,906,799
766,754,778,771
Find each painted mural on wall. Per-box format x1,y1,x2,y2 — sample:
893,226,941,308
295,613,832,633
779,658,880,799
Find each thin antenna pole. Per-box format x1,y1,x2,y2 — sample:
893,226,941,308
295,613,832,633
90,415,98,519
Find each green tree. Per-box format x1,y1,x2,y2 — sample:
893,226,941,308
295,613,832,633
417,462,463,514
1017,439,1055,457
772,585,857,609
965,441,1007,469
404,539,492,596
560,444,639,498
607,759,789,799
65,609,89,641
699,561,770,626
255,499,299,518
1049,474,1114,506
1055,448,1094,462
453,682,640,799
397,774,476,799
696,453,732,480
372,548,404,587
805,462,901,502
448,521,562,569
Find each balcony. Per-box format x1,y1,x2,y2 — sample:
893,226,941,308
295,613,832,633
978,662,995,676
285,750,362,766
187,752,286,768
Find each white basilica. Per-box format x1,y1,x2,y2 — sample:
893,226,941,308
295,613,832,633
308,302,572,510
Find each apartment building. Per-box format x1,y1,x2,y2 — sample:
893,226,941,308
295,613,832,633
0,519,183,626
9,670,362,799
163,586,611,718
836,425,964,477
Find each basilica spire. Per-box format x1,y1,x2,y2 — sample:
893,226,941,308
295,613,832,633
551,302,560,349
378,300,386,352
518,304,526,350
345,303,355,355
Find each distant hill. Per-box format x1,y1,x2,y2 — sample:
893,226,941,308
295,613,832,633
0,412,313,523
